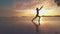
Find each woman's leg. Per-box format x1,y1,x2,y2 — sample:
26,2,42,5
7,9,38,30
32,16,37,22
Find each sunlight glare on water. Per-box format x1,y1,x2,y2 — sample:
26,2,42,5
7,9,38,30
34,17,44,25
40,17,43,24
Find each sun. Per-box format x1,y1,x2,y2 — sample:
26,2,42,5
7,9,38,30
39,8,49,16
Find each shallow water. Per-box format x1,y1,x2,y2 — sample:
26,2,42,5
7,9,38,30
0,17,60,34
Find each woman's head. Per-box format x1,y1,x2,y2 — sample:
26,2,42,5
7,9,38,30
36,8,38,10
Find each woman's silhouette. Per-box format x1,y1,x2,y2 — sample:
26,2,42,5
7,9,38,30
32,6,43,25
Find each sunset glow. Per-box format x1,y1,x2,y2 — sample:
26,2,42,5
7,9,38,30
40,17,43,24
39,8,49,16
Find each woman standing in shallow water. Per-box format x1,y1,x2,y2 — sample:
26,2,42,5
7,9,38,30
32,6,43,25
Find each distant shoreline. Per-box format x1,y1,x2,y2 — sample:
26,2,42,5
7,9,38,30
0,15,60,17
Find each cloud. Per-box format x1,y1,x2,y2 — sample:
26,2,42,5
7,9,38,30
54,0,60,6
12,0,42,10
12,0,58,10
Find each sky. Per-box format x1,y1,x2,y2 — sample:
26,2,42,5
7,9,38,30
0,0,60,17
0,0,60,33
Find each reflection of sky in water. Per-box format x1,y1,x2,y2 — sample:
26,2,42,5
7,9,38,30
0,17,60,34
39,17,60,32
